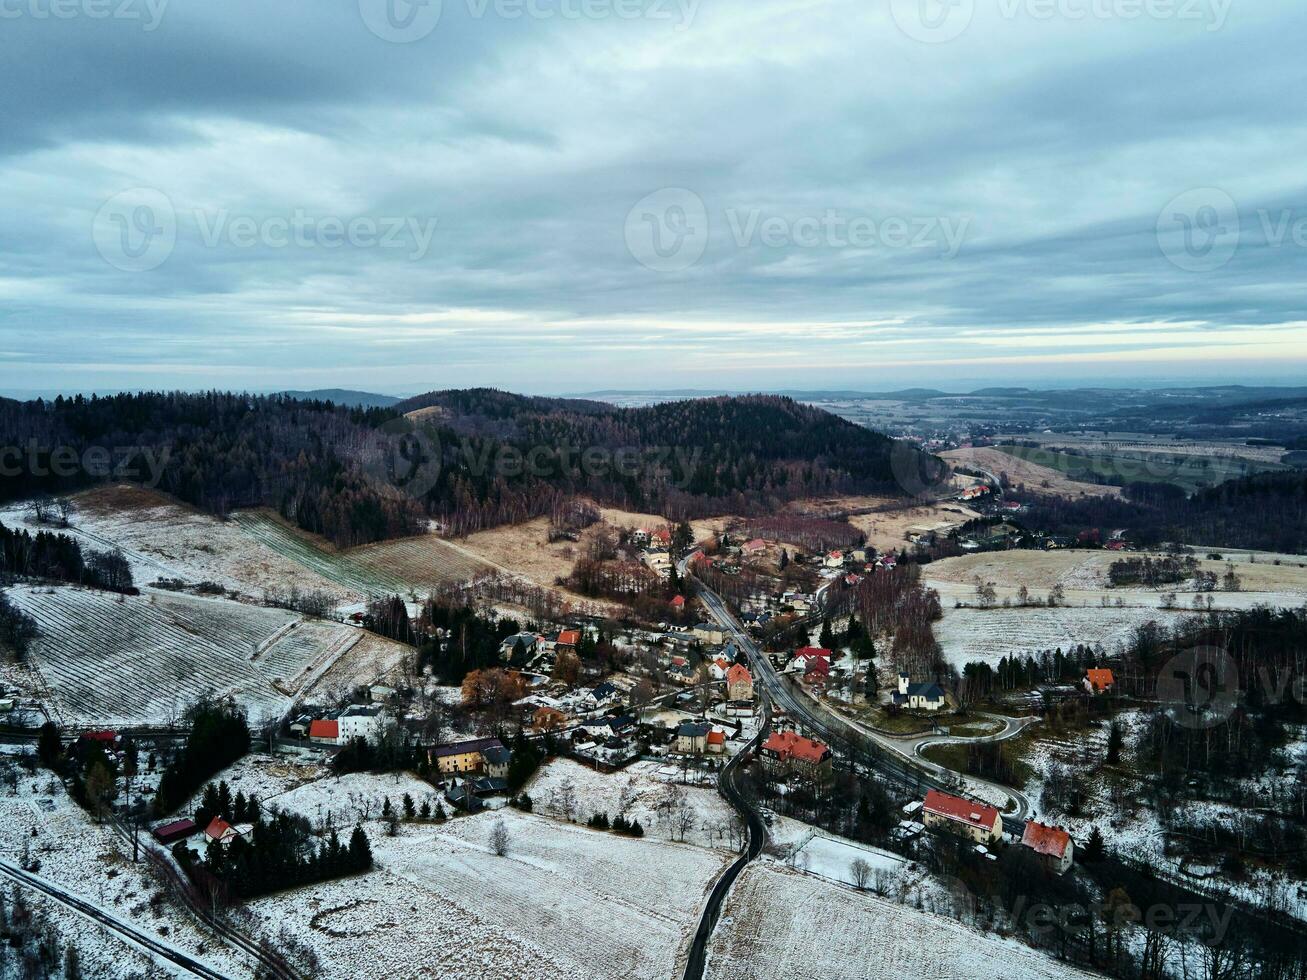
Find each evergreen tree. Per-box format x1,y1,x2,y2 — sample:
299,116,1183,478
349,824,373,871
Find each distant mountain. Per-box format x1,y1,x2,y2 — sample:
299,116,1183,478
279,389,401,408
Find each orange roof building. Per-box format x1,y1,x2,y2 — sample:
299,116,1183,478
556,629,581,647
308,719,339,742
1084,668,1115,694
760,731,831,770
1021,820,1074,873
921,789,1002,843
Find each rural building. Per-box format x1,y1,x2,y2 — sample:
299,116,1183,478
676,722,710,754
532,706,567,732
759,731,832,778
743,538,767,553
726,663,754,701
706,729,726,753
338,705,386,743
892,673,946,711
693,623,724,644
1021,820,1074,874
308,719,339,744
152,818,198,845
556,629,581,652
482,744,512,779
921,789,1002,844
1083,669,1115,695
431,737,507,775
203,816,244,848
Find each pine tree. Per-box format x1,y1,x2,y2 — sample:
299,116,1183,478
420,799,432,820
403,793,416,821
1083,825,1106,863
348,824,373,871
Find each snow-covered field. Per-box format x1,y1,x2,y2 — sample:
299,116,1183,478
707,863,1097,980
526,758,737,850
931,600,1193,668
4,583,362,725
0,759,255,978
246,808,728,980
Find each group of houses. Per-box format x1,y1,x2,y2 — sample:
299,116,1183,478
915,788,1075,875
292,703,389,746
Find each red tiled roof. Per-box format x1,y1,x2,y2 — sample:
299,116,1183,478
726,664,752,685
309,719,339,740
82,730,117,742
923,789,1000,830
670,595,685,607
205,816,234,841
794,646,832,660
744,538,766,551
707,730,726,745
1085,669,1115,691
557,630,580,646
1022,820,1072,859
761,730,829,764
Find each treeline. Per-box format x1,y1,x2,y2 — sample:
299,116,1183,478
1023,471,1307,553
417,598,521,684
155,698,250,814
0,520,133,592
178,810,372,902
0,392,425,548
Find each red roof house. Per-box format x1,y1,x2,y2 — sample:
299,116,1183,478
308,719,339,743
1083,669,1115,694
1021,820,1074,873
204,816,241,846
670,595,685,609
760,731,831,769
922,789,1002,842
706,730,726,752
794,646,832,660
556,629,581,647
152,818,198,845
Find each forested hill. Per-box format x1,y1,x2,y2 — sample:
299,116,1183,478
0,388,932,546
397,389,927,533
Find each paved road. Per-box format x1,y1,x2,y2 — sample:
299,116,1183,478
0,856,237,979
680,706,770,980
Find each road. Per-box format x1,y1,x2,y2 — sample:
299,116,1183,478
680,705,770,980
695,583,1031,833
0,856,238,979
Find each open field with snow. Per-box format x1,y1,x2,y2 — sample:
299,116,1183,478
707,863,1096,980
525,757,737,850
229,509,487,600
1,486,353,603
246,807,727,980
4,584,364,726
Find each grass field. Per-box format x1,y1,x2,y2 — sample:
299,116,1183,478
230,510,487,600
4,584,360,725
991,443,1285,494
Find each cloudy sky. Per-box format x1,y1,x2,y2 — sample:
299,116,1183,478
1,0,1304,396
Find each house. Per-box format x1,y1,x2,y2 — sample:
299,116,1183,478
1083,669,1115,695
586,682,619,708
668,663,697,685
960,484,991,501
709,657,731,681
651,527,672,547
482,744,512,779
692,623,724,644
670,595,686,610
500,632,539,666
706,729,726,754
556,629,581,652
743,538,767,554
892,673,947,711
368,684,398,703
759,730,832,777
338,705,386,744
921,789,1002,844
726,663,754,701
203,816,243,848
152,818,198,845
1021,820,1074,874
430,737,507,775
824,551,845,568
308,719,339,744
676,722,710,754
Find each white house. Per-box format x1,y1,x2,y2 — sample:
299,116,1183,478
892,673,946,711
338,705,387,743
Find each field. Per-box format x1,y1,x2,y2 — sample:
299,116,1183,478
246,807,728,980
782,495,981,555
3,584,365,726
1,486,353,604
229,510,487,600
706,863,1097,980
525,758,736,850
990,443,1285,494
941,446,1123,498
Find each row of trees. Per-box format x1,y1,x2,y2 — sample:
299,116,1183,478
155,697,251,815
0,520,133,593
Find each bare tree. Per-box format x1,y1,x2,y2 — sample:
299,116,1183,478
850,858,872,891
490,818,510,857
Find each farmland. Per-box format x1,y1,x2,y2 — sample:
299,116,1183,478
229,509,488,600
245,807,727,980
706,864,1097,980
986,443,1287,494
3,585,364,726
941,446,1123,499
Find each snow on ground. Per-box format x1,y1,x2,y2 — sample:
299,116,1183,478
4,583,360,726
525,758,737,850
0,759,254,977
931,598,1192,668
707,863,1097,980
246,808,728,980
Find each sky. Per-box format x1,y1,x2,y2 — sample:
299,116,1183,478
1,0,1305,397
